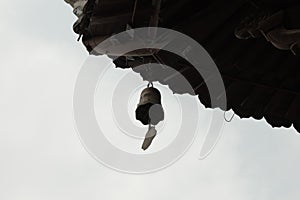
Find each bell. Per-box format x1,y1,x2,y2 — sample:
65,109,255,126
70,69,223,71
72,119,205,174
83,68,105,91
135,85,164,125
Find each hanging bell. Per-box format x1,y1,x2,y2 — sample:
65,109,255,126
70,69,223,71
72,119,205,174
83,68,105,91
135,84,164,125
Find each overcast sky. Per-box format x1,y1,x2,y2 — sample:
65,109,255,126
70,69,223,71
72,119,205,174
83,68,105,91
1,0,300,199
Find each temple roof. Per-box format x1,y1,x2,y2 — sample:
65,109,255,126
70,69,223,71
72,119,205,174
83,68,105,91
67,0,300,132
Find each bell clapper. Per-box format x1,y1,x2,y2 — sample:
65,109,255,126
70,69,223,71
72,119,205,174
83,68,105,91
142,122,157,151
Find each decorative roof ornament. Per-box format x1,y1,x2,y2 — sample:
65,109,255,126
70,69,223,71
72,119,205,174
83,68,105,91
64,0,88,17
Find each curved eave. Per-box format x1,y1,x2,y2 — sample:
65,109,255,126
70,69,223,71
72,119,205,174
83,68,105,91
71,0,300,132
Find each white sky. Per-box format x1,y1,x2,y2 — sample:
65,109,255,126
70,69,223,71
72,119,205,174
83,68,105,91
0,0,300,199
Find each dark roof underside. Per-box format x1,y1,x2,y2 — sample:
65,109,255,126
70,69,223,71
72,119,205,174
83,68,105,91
76,0,300,132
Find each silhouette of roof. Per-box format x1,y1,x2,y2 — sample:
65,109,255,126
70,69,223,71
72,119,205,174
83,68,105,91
68,0,300,132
